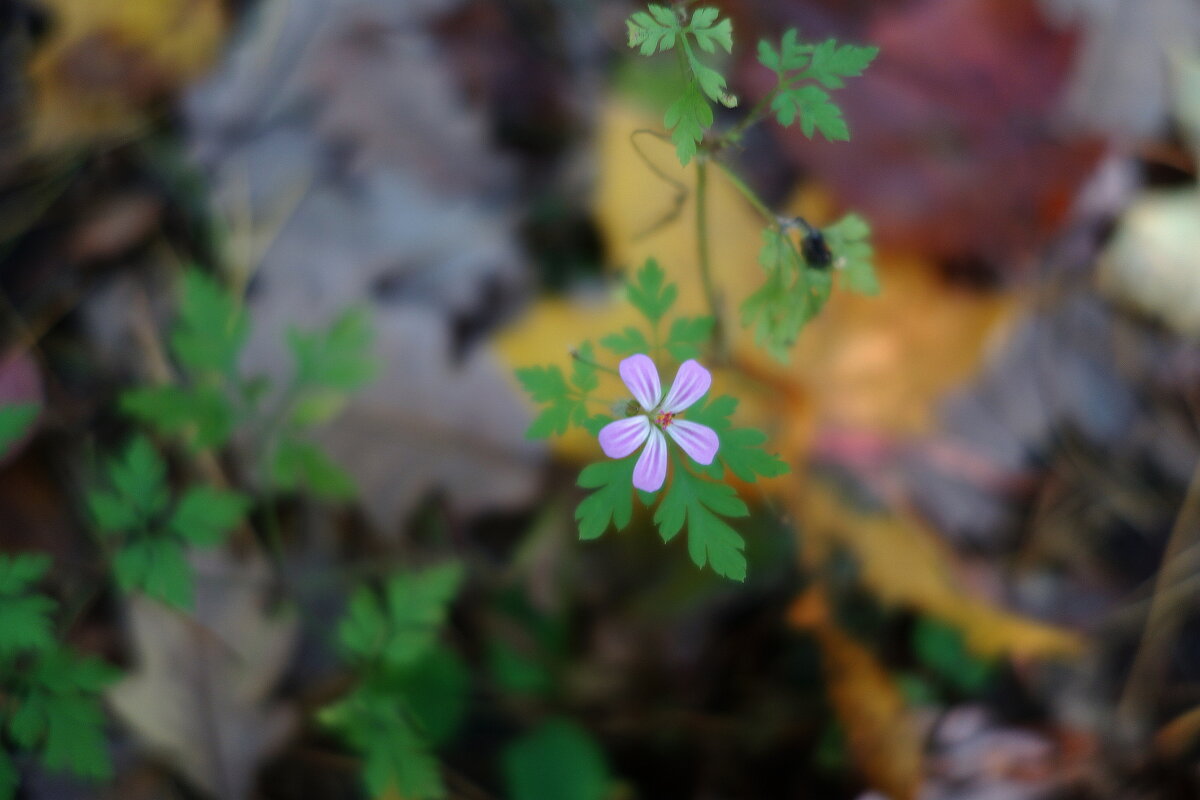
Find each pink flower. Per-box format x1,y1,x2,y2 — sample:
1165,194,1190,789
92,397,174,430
598,354,719,492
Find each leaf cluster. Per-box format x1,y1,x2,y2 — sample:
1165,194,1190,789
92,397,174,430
627,5,736,164
517,260,788,581
757,29,879,141
87,436,249,609
0,554,121,797
320,563,468,800
741,215,878,360
120,268,375,500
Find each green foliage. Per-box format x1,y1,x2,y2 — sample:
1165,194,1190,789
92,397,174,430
502,719,612,800
319,689,445,800
685,395,790,482
170,270,249,376
87,436,248,609
575,456,637,540
0,555,121,796
323,562,468,800
0,403,38,455
627,5,736,164
655,450,749,581
119,269,372,503
0,554,56,658
626,258,677,325
913,617,997,694
741,227,831,360
337,562,464,671
823,213,879,295
522,264,791,580
664,315,715,361
758,29,878,141
268,438,356,501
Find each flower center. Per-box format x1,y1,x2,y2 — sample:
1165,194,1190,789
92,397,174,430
655,411,676,428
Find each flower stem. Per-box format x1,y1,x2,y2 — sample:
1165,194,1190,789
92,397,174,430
570,348,619,376
713,160,776,224
694,156,726,359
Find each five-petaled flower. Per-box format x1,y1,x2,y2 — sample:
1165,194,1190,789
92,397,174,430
598,354,719,492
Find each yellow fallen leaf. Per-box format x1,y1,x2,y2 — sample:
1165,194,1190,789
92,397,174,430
27,0,225,152
791,478,1083,660
791,587,922,800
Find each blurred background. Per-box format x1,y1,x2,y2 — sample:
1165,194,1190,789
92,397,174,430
2,0,1200,797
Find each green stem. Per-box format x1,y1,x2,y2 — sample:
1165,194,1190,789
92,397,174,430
693,157,726,359
570,349,619,377
712,84,781,151
712,160,776,224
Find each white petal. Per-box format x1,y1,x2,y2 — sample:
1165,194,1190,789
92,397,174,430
666,420,719,465
597,415,651,459
619,354,662,410
660,359,712,413
632,428,668,492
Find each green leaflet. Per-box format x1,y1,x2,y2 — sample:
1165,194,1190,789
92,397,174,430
0,645,120,789
323,562,468,800
0,553,56,658
758,29,877,141
575,454,637,540
625,5,737,164
503,719,612,800
654,451,749,581
87,437,248,610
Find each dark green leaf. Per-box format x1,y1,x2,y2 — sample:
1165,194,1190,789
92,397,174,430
805,39,879,89
270,438,357,500
113,539,192,609
570,342,600,394
664,83,712,165
166,486,249,547
684,395,789,482
626,258,677,324
381,562,464,669
664,316,714,361
395,646,470,746
105,436,169,519
599,326,651,357
626,6,677,56
287,308,377,392
654,452,748,580
320,692,445,800
120,385,235,451
502,719,611,800
0,403,38,456
170,269,249,376
575,456,637,540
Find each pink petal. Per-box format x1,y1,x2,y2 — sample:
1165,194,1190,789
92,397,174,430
619,354,662,411
666,420,719,465
597,415,651,459
660,359,712,413
632,428,668,492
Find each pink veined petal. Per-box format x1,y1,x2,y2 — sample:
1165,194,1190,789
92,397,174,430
597,415,652,459
619,354,662,411
632,428,668,492
666,420,719,465
660,359,712,413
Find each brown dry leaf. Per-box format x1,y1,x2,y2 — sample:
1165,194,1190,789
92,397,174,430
106,552,298,799
26,0,225,152
791,588,922,800
791,479,1083,660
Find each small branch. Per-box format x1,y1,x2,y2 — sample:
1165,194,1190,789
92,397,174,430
630,129,689,239
712,160,776,224
569,348,619,376
693,156,726,359
1117,456,1200,733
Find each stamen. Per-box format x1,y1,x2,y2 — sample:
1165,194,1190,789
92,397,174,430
655,411,676,428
